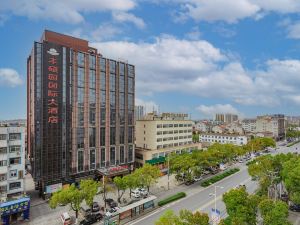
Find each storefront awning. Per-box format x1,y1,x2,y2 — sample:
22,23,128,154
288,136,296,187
146,156,166,165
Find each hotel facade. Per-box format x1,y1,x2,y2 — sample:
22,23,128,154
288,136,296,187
27,30,135,195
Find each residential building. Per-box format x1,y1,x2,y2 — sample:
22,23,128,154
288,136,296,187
0,126,25,202
199,133,248,146
242,119,256,133
255,114,285,139
215,114,225,122
224,114,238,124
225,122,244,135
212,125,225,134
135,113,201,171
135,105,145,121
194,121,209,132
27,30,135,196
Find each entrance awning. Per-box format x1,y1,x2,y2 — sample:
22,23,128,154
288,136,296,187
146,156,166,165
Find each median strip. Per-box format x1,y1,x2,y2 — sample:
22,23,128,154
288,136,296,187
201,168,240,187
157,192,186,206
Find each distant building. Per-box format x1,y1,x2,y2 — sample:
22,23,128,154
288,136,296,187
224,114,238,124
256,114,285,139
194,121,209,132
242,119,256,133
135,105,145,121
225,122,244,135
135,112,201,172
199,133,248,146
215,114,225,122
212,125,225,134
0,126,26,202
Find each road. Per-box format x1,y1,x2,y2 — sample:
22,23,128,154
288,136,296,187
129,142,300,225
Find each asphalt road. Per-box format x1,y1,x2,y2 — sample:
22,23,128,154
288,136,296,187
129,142,300,225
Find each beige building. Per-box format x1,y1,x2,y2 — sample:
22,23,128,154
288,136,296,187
135,113,201,170
256,114,285,139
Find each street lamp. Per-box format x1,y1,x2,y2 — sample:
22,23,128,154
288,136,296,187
209,185,224,225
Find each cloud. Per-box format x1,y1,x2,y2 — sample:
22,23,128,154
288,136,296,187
112,12,146,29
136,98,159,113
0,68,23,87
196,104,240,118
0,0,136,24
185,26,201,40
91,36,300,107
169,0,300,23
286,21,300,39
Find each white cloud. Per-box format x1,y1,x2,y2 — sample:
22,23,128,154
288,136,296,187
196,104,240,118
185,26,201,40
92,36,300,107
286,21,300,39
0,0,136,24
0,68,23,87
136,98,159,113
112,12,146,29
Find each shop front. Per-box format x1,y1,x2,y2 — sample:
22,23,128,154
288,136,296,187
0,197,30,225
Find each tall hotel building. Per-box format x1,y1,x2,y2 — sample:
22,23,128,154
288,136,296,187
27,30,135,195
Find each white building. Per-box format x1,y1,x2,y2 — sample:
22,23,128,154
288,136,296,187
135,113,201,169
242,119,256,133
135,105,145,121
194,121,209,132
0,126,25,202
200,133,248,146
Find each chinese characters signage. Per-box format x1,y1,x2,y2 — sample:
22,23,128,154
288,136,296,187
46,47,60,124
0,198,30,216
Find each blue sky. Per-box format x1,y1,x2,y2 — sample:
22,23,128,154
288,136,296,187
1,0,300,120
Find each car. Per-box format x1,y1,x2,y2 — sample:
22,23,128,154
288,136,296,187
193,176,203,182
91,202,100,212
239,159,244,163
137,188,148,197
131,190,141,198
105,207,120,217
289,203,300,212
60,212,72,225
80,205,92,217
184,180,195,186
203,170,210,175
80,213,102,225
105,198,117,208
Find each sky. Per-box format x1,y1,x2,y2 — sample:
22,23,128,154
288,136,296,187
0,0,300,120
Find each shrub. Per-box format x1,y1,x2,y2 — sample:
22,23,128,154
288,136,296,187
287,140,300,147
158,192,186,206
201,168,240,187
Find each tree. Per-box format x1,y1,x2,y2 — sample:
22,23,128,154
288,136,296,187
113,176,127,203
259,199,291,225
125,173,139,198
49,184,84,220
223,187,260,225
101,176,115,207
155,209,209,225
137,163,161,192
80,179,99,207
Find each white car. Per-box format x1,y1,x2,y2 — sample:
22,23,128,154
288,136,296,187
105,207,120,217
131,190,140,198
138,188,148,196
193,176,203,182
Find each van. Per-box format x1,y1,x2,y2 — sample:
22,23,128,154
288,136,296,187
60,212,71,225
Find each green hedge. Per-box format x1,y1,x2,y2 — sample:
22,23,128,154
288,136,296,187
201,168,240,187
287,140,300,147
158,192,186,206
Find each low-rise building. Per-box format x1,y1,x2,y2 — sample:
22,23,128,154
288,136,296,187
0,126,26,202
199,133,248,146
135,113,201,172
242,119,256,133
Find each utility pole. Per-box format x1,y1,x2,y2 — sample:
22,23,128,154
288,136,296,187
167,156,170,190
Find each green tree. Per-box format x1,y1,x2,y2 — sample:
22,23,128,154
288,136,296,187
101,176,115,206
259,199,291,225
223,187,260,225
125,173,139,198
113,176,128,203
137,163,161,192
49,184,84,220
155,210,180,225
80,179,99,207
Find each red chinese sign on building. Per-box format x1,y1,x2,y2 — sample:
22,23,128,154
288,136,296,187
46,48,60,124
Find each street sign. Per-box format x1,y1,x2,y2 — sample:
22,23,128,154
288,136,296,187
211,208,221,225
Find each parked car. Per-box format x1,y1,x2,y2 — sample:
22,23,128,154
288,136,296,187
105,207,120,217
61,212,72,225
105,198,118,208
91,202,100,213
193,176,203,182
184,180,195,186
137,188,148,197
80,205,92,217
289,203,300,212
238,159,244,163
80,213,102,225
132,190,141,198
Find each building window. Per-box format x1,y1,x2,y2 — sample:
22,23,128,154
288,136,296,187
9,157,21,165
78,107,84,126
136,153,143,160
110,147,116,165
157,124,162,128
0,147,7,154
0,134,7,140
77,128,84,149
0,173,7,181
100,58,106,72
110,127,116,145
110,74,116,91
10,170,17,178
109,60,116,74
77,52,85,67
100,128,105,146
0,185,7,193
128,110,134,125
9,133,21,140
110,109,116,126
89,69,96,89
0,160,7,167
9,182,21,190
78,150,84,172
77,67,85,88
128,77,134,94
90,149,96,170
128,65,134,77
89,55,96,69
9,146,21,153
119,109,125,125
100,109,106,126
89,128,96,148
128,145,133,162
128,127,133,143
101,148,106,167
89,107,96,126
100,72,106,90
120,127,125,144
119,75,125,93
120,146,125,164
128,93,134,110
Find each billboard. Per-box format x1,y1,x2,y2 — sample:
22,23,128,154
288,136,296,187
46,183,62,194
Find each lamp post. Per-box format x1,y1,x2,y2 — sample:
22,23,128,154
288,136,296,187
209,185,224,225
167,155,170,190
